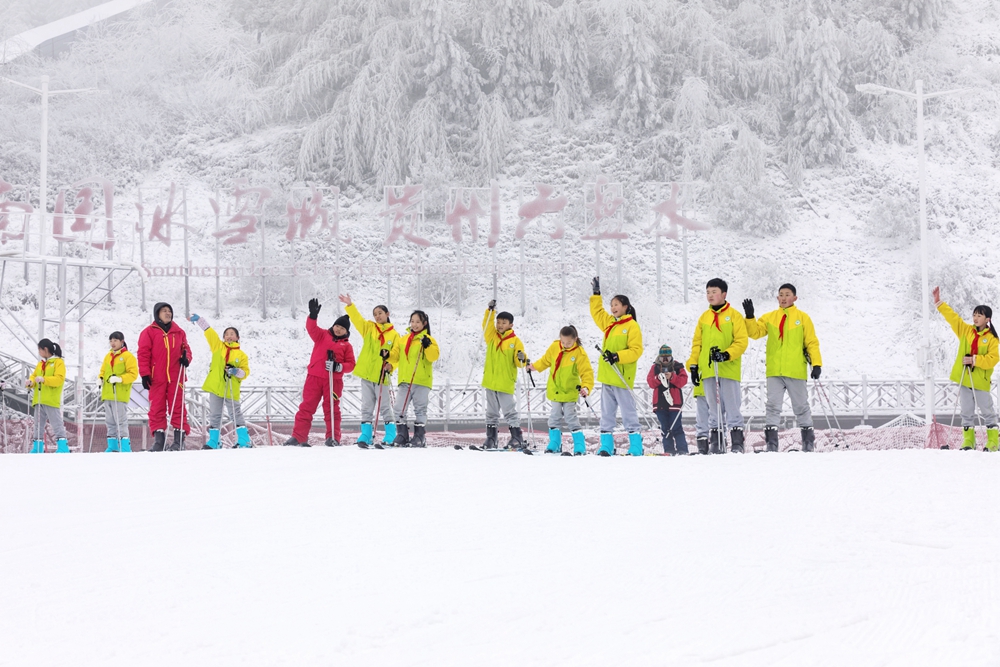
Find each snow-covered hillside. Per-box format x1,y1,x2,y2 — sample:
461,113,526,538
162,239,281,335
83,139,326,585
2,447,998,666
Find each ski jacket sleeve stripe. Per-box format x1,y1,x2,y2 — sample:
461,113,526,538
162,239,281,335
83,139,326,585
687,319,703,368
725,312,749,360
802,313,823,368
938,302,972,340
576,348,594,393
745,316,765,340
345,303,372,339
589,295,614,330
483,309,497,343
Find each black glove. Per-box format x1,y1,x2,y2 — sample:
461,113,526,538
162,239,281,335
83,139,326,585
602,350,619,365
308,298,321,320
811,366,822,380
709,347,729,363
379,349,390,360
487,299,496,311
742,298,754,319
591,276,601,295
141,375,151,391
421,336,432,349
690,365,700,386
178,350,190,368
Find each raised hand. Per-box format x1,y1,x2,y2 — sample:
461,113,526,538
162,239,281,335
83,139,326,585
742,299,754,319
338,294,352,306
308,298,321,320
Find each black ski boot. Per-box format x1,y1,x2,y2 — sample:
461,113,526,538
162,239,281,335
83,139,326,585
506,426,526,450
394,422,410,447
325,438,340,447
729,427,745,454
411,424,427,448
764,427,779,452
282,436,301,446
168,428,184,451
150,430,166,452
697,437,709,455
482,424,499,450
801,426,815,452
709,428,723,454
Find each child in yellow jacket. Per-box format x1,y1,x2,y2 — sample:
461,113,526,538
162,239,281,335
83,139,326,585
530,325,594,455
590,276,644,456
340,294,400,447
481,300,527,449
27,338,68,453
934,287,999,451
742,283,822,452
688,277,748,454
190,314,251,449
388,310,440,447
99,331,139,452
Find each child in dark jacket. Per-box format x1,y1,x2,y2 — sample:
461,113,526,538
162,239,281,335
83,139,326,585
646,344,689,455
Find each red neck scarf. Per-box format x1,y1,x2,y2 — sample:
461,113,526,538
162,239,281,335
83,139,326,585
41,360,47,373
496,330,516,350
554,344,579,373
109,350,123,371
378,323,394,346
778,313,787,340
604,316,634,340
972,330,981,356
405,331,421,356
712,303,730,331
224,343,239,365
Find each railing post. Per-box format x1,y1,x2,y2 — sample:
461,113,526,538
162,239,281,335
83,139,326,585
861,375,869,425
444,378,451,432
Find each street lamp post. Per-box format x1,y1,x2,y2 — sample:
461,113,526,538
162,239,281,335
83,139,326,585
1,75,98,338
857,79,974,427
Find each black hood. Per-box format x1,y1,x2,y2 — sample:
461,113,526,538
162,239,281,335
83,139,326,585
153,302,173,332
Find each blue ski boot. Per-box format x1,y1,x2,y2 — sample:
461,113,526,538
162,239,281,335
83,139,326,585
546,428,562,453
204,428,220,450
120,437,132,452
628,431,643,456
356,422,373,446
56,438,70,453
105,437,119,453
571,431,587,455
235,426,251,448
598,432,615,456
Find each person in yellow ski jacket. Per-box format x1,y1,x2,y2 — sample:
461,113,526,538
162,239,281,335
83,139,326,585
530,325,594,455
590,276,644,456
688,278,748,454
480,300,528,450
27,338,68,453
190,314,251,450
99,331,139,452
340,294,401,447
934,286,999,451
742,283,822,453
388,310,440,447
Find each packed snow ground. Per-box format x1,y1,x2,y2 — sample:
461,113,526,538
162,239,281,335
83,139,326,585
2,448,998,666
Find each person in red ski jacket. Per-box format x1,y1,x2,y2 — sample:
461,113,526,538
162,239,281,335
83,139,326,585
284,298,356,447
137,302,193,451
646,344,689,455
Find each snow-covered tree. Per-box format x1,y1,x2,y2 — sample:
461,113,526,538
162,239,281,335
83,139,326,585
789,19,851,167
597,0,662,132
476,0,552,120
901,0,944,31
548,0,591,127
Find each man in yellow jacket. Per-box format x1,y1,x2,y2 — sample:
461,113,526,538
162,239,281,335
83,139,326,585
190,314,251,449
481,300,528,449
742,283,822,452
591,277,644,456
99,331,139,452
340,294,400,447
688,278,748,454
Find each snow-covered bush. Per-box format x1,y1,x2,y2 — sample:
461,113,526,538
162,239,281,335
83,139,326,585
713,181,791,237
866,188,918,242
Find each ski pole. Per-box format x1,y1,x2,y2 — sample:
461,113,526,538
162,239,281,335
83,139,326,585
112,379,126,451
398,345,425,422
166,369,184,440
593,345,657,432
710,351,727,454
0,383,7,453
371,364,388,442
87,380,99,454
178,365,188,450
521,364,534,448
225,374,238,447
327,350,336,441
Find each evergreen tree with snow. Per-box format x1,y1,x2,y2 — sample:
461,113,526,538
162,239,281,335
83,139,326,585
789,18,851,167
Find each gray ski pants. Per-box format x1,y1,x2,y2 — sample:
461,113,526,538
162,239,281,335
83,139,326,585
395,384,431,425
104,401,128,439
485,389,520,427
765,376,813,428
208,393,246,429
960,385,998,427
360,379,394,424
33,404,67,440
703,377,743,429
548,400,581,432
600,384,641,432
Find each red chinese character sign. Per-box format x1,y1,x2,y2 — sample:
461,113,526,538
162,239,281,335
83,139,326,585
583,175,628,294
285,186,350,243
52,178,116,250
516,183,567,240
645,182,708,302
646,182,710,240
142,182,183,247
0,177,34,245
446,184,502,247
380,184,429,248
213,179,273,246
